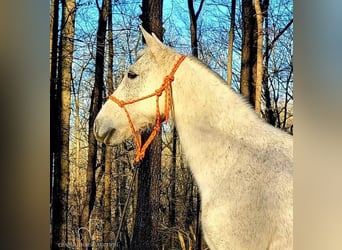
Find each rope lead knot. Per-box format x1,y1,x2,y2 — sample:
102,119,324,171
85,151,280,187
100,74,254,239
165,75,174,82
155,88,163,97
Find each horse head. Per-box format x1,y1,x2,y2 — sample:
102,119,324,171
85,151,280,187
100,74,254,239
94,26,183,149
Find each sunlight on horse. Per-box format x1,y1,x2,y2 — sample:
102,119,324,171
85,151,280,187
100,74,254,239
94,26,293,250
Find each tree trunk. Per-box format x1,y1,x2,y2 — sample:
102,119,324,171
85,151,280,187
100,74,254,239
169,127,177,249
103,2,114,246
114,149,121,237
185,174,194,229
139,0,164,37
240,0,256,105
130,1,164,249
51,0,76,249
282,62,293,130
103,146,112,248
187,0,205,58
50,0,59,213
187,3,204,247
262,0,275,125
119,159,129,249
81,0,108,247
107,0,114,95
264,14,293,126
254,0,263,114
49,0,59,164
195,190,202,250
130,135,161,249
227,0,236,86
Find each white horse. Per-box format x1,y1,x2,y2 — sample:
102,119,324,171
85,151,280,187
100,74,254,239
94,27,293,250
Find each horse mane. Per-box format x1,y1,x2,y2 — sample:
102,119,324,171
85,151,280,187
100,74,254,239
173,54,270,139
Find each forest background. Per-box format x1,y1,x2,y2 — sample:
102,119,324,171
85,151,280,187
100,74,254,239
1,0,342,250
50,0,293,249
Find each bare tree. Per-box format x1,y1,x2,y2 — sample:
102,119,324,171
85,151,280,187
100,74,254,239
227,0,236,86
169,126,177,249
81,0,109,246
51,0,76,248
130,1,164,249
107,0,114,95
240,0,256,104
50,0,59,210
263,17,293,126
262,0,275,125
187,0,205,57
187,1,205,249
254,0,263,114
103,146,112,247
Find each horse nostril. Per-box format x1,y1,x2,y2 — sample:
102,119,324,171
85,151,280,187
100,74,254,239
93,119,101,140
93,118,116,144
103,128,116,144
94,119,99,132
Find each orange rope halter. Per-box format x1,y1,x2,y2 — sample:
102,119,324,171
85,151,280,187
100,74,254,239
109,54,186,162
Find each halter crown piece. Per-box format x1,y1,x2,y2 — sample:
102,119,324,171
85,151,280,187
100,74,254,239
109,54,186,162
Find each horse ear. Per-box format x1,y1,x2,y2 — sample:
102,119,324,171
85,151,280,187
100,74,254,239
139,25,163,54
151,33,164,46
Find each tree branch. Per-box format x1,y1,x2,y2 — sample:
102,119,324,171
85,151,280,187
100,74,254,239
268,19,293,51
195,0,205,20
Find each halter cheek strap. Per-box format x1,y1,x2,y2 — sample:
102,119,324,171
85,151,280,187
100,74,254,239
109,54,186,162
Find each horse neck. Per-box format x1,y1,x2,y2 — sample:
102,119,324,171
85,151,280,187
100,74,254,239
171,56,263,198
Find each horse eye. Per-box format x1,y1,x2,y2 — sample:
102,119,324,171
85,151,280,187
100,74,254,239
127,71,138,79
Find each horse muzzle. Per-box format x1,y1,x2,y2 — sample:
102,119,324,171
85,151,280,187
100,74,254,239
93,117,117,145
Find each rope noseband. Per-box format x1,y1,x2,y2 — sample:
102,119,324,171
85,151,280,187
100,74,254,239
109,54,186,162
